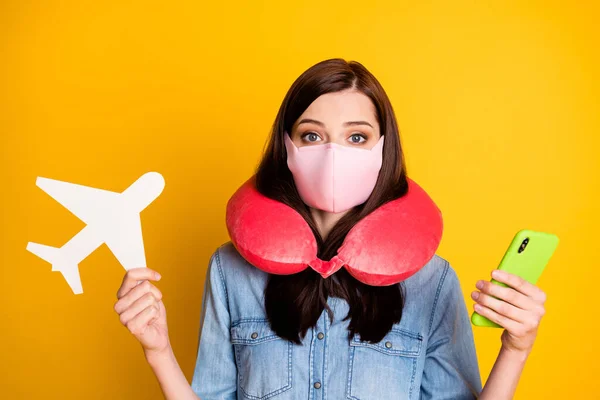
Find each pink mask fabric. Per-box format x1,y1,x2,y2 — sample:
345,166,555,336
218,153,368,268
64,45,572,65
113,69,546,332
284,133,385,213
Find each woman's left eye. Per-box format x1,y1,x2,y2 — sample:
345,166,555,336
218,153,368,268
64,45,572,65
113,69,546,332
349,134,367,144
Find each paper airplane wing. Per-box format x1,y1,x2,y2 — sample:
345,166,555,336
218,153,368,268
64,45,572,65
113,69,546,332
35,177,120,225
104,214,147,270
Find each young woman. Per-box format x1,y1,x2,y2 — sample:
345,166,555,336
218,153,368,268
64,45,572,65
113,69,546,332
114,59,547,400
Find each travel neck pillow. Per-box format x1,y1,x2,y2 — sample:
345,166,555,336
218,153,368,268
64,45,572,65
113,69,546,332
225,176,443,286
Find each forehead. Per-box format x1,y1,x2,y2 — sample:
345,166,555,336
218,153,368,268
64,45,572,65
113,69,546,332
298,90,378,124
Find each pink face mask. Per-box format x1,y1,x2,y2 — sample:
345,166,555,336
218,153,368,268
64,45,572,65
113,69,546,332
284,132,385,213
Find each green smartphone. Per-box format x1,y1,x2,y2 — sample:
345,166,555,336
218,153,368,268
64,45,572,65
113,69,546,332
471,229,559,328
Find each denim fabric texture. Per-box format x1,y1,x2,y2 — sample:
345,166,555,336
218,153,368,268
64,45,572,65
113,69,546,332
191,242,482,400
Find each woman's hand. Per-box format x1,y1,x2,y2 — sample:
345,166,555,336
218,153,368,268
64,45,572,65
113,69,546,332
471,269,547,355
114,268,170,357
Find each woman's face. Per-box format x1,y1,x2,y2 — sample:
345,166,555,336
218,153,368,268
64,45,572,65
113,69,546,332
289,89,381,149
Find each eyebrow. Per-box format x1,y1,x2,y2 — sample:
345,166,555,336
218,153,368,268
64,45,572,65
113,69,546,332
297,118,374,129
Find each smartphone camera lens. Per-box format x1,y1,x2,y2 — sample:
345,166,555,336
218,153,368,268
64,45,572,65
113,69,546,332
518,237,529,253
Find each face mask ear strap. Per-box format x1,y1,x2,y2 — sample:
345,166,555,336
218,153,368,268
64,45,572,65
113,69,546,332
374,134,385,150
283,131,298,154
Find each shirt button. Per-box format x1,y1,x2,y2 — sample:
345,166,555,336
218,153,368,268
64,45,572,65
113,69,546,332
251,332,258,339
314,382,321,389
385,341,393,349
317,332,324,340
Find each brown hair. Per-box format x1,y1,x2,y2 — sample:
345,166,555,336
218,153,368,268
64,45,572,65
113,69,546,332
256,58,409,344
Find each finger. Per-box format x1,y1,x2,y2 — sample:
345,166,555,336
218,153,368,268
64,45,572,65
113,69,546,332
491,269,546,303
117,268,161,299
471,290,529,324
126,305,160,336
119,291,160,326
114,280,163,314
473,303,521,332
476,280,537,311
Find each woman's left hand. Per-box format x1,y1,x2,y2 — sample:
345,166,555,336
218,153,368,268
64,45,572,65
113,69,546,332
471,269,547,355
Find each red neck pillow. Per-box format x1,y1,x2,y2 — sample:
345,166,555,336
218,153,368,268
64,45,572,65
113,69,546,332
225,176,443,286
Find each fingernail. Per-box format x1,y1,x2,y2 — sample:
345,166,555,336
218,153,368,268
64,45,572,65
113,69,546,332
492,270,501,279
476,280,484,289
471,291,480,300
155,272,162,280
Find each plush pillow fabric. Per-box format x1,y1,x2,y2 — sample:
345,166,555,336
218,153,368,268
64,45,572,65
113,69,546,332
226,176,443,286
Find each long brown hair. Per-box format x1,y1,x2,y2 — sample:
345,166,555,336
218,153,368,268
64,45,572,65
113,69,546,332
256,58,409,344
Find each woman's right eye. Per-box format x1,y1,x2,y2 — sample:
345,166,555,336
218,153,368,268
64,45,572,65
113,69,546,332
302,132,321,142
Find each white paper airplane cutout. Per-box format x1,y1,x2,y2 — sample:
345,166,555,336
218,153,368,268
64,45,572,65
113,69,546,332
26,172,165,295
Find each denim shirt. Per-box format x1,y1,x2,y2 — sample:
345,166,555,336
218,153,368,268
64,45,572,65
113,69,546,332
191,242,482,400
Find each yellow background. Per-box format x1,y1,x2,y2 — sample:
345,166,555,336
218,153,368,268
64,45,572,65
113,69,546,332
1,1,598,398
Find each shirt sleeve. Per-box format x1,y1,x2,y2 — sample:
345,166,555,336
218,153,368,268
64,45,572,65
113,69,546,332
420,261,483,399
191,248,238,399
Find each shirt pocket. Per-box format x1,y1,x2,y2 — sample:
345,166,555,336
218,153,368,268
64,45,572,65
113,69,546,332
347,328,423,400
231,319,293,400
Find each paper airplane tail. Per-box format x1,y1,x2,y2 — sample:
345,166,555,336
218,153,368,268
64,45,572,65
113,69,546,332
26,242,58,263
26,242,83,295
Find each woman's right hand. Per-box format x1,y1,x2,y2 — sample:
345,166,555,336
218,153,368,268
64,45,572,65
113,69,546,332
114,268,170,357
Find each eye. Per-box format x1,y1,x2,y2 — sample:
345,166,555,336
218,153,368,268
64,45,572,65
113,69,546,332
301,132,322,143
348,133,367,144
